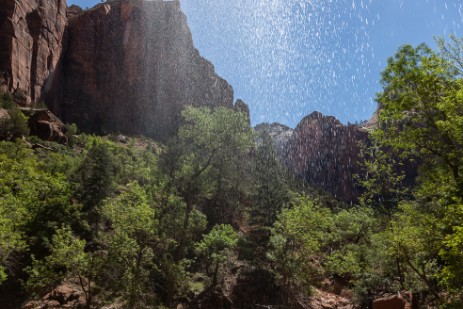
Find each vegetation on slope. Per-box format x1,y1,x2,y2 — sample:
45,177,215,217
0,36,463,308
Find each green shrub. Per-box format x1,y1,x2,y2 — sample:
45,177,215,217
0,92,15,109
13,89,27,103
65,123,78,146
3,110,29,139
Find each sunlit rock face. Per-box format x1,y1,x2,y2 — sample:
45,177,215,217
254,122,294,163
0,0,67,104
56,0,233,140
287,112,369,202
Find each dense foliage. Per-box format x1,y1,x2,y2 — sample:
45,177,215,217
0,106,291,308
1,36,463,309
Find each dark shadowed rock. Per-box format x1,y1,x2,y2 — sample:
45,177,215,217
0,0,67,104
0,108,11,140
234,99,250,118
53,0,233,141
28,110,67,144
287,112,369,202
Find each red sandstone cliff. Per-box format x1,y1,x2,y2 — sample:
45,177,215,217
287,112,369,202
56,1,233,140
1,0,373,200
1,0,234,140
0,0,67,104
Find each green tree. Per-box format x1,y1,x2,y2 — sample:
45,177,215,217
268,196,333,304
195,224,238,287
101,182,158,309
0,92,15,109
160,106,254,260
0,189,26,284
65,123,79,147
251,130,290,227
26,226,96,307
376,43,463,194
324,206,376,280
76,139,115,238
0,143,79,257
361,37,463,304
0,109,29,140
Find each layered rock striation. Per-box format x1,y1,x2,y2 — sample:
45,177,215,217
0,0,67,104
1,0,374,201
1,0,234,140
57,1,233,140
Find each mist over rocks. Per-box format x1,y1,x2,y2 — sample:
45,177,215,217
256,111,370,203
0,0,376,202
57,0,234,140
287,112,369,202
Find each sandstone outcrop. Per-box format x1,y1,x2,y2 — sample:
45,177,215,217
0,0,67,104
287,112,369,202
28,110,67,144
1,0,234,140
55,0,233,140
307,289,353,309
21,282,86,309
373,292,413,309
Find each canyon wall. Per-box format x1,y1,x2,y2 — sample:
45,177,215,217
0,0,67,104
287,112,369,202
256,113,371,203
1,0,373,201
0,0,234,140
58,1,233,140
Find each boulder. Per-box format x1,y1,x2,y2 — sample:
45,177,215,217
373,292,413,309
306,288,353,309
21,282,86,309
0,108,10,121
28,110,67,144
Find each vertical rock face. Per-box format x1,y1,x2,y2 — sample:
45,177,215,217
0,0,67,104
287,112,369,202
58,1,233,140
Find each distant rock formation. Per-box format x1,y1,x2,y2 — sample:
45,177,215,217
55,1,233,140
0,0,67,104
256,112,371,203
234,99,251,124
254,122,294,163
287,112,369,202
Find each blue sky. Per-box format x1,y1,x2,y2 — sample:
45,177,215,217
68,0,463,127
